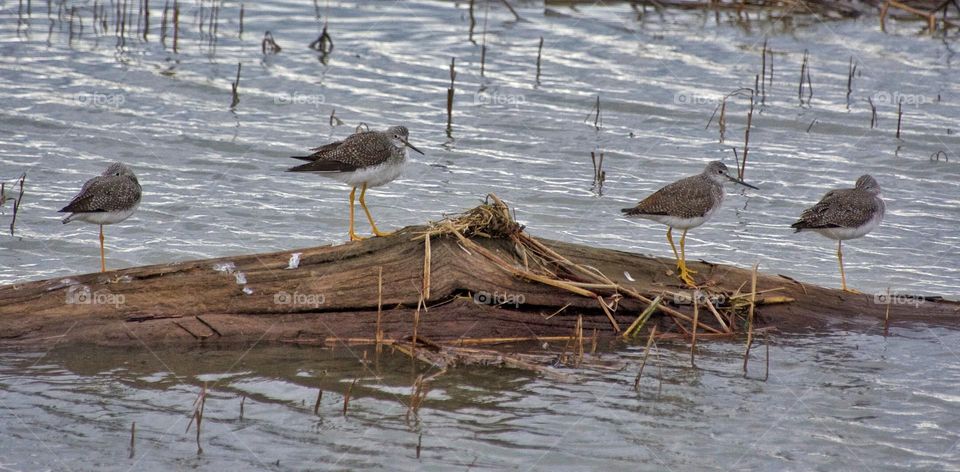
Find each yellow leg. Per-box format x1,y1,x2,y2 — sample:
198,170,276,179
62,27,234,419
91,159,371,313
99,225,106,273
837,240,860,294
666,228,680,267
677,229,698,287
359,183,393,238
349,186,365,241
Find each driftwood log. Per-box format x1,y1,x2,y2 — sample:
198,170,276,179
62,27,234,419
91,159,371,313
0,198,956,350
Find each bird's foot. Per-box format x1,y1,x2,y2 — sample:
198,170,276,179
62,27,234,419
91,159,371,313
677,266,698,288
371,229,395,238
841,287,862,294
350,233,367,242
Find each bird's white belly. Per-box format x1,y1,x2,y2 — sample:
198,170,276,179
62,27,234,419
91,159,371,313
641,205,717,230
70,203,139,225
814,213,882,241
323,161,405,188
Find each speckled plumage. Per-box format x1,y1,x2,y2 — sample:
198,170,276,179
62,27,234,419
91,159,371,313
288,126,413,176
621,161,746,230
791,175,885,239
60,162,142,224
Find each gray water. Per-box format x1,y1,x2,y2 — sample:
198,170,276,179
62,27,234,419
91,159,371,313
1,0,959,470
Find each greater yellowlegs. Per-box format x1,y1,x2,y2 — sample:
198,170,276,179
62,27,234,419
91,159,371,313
791,175,884,293
287,125,423,241
621,161,757,287
60,162,142,273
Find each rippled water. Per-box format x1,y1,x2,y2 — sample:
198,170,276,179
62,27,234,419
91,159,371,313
1,1,959,469
2,329,960,471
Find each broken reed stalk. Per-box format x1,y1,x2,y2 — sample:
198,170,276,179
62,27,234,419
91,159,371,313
412,291,423,354
240,395,245,420
185,383,207,454
719,101,726,143
161,1,167,46
590,151,605,193
739,89,755,180
468,0,476,44
423,234,432,301
172,0,179,53
690,292,699,368
142,0,149,41
868,96,878,128
406,374,427,422
343,378,358,417
634,323,658,393
846,56,857,110
883,287,891,336
896,97,903,139
763,331,770,382
9,173,25,236
499,0,522,21
743,263,758,376
313,388,323,415
129,421,135,459
590,328,598,354
238,3,244,37
416,433,422,459
623,295,661,338
446,57,455,132
535,37,543,84
760,39,766,104
480,0,488,76
798,49,812,106
230,62,241,108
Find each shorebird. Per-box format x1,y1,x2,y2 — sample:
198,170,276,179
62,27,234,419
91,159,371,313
791,175,884,293
60,162,142,273
621,161,757,287
287,125,423,241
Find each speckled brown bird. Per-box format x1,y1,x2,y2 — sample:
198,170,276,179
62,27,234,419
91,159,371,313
60,162,142,273
288,126,423,241
621,161,757,287
791,174,885,293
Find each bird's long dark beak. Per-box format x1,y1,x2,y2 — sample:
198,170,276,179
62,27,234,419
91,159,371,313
399,137,424,155
726,174,758,190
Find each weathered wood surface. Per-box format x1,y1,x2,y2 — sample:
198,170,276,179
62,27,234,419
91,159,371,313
0,223,956,349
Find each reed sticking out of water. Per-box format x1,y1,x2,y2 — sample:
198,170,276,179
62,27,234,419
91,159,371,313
313,388,323,415
590,151,605,194
535,37,543,84
129,421,135,459
376,266,384,352
742,263,758,376
763,331,770,382
329,109,343,127
406,374,428,422
930,150,949,162
416,433,422,459
230,62,241,108
690,292,699,368
896,97,904,139
186,383,207,455
738,90,755,180
623,295,662,338
238,4,244,37
633,323,658,393
142,0,149,41
806,119,817,133
480,0,489,76
883,287,891,337
446,57,456,133
4,173,26,236
760,39,767,105
468,0,476,44
262,31,281,54
499,0,522,21
867,96,878,128
575,315,584,367
585,95,602,130
845,56,857,110
590,328,598,354
240,395,245,420
309,25,334,55
343,378,358,417
160,1,167,46
172,0,179,53
798,49,812,106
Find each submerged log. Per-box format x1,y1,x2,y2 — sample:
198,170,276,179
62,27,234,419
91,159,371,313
0,197,956,349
